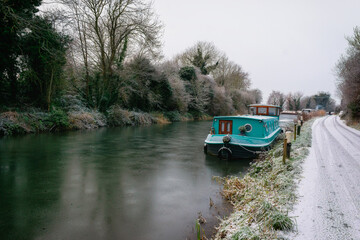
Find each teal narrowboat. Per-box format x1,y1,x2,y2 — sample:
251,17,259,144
204,104,282,159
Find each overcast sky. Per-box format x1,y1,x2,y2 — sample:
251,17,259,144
152,0,360,103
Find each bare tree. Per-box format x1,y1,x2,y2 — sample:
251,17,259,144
59,0,162,109
176,41,249,91
336,27,360,118
285,92,303,111
300,96,316,109
267,90,285,108
175,41,220,72
212,56,250,90
250,89,263,104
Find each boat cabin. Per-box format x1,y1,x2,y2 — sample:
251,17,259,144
209,104,281,137
248,104,281,118
212,115,279,138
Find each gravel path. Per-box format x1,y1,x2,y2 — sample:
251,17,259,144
289,116,360,240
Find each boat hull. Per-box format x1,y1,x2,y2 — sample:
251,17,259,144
205,142,271,159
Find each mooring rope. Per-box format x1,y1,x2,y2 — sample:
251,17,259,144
234,143,265,154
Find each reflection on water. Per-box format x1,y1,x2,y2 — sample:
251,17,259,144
0,121,251,240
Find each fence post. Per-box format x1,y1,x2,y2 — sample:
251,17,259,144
294,124,297,141
283,138,287,164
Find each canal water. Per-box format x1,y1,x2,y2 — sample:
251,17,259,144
0,121,251,240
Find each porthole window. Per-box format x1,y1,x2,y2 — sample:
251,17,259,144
245,124,252,132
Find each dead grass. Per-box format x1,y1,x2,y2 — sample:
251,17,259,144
197,114,213,121
69,112,95,129
150,112,171,124
0,111,36,134
346,119,360,131
302,110,326,121
0,111,20,121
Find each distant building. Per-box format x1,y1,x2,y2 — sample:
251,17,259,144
316,105,324,110
302,108,314,113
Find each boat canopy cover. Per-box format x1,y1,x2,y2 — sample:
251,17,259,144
213,115,274,121
248,104,281,108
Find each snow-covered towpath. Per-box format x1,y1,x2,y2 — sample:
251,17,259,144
289,116,360,240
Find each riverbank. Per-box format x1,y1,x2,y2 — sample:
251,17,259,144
346,118,360,131
212,119,315,240
0,106,212,137
339,111,360,131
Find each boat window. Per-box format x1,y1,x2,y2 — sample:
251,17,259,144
268,107,276,116
250,107,255,115
257,107,267,115
219,120,233,134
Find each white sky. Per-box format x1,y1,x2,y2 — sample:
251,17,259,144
153,0,360,103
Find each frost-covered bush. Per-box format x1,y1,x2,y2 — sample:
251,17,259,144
130,111,155,125
120,57,176,112
0,111,54,135
181,69,216,116
56,94,90,112
159,61,191,113
0,112,26,135
169,75,191,112
107,105,133,126
164,111,182,122
46,108,69,130
179,66,196,81
55,94,107,130
107,105,156,126
208,85,234,116
160,58,258,117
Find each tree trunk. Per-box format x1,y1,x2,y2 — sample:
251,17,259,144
47,68,54,111
9,62,17,103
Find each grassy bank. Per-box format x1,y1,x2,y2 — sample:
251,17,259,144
0,106,211,137
350,122,360,131
345,118,360,131
213,119,315,240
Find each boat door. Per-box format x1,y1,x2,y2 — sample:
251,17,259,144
219,120,232,134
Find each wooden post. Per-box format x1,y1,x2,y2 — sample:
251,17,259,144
297,125,301,136
294,124,297,141
283,138,287,164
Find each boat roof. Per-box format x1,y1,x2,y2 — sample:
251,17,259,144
248,104,281,108
213,115,275,120
280,111,298,115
